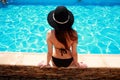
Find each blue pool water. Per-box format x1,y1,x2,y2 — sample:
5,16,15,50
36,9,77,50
0,4,120,54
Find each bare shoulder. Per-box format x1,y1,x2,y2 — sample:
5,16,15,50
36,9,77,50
47,30,54,34
72,30,78,38
47,30,54,39
73,30,77,35
72,30,78,43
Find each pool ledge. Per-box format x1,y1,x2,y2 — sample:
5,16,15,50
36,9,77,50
0,52,120,68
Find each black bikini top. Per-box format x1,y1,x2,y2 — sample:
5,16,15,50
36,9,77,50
56,48,70,56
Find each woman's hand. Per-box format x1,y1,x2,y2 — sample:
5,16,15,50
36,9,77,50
38,61,51,68
75,62,87,68
40,64,51,68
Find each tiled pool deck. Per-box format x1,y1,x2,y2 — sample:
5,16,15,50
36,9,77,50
0,52,120,68
0,52,120,80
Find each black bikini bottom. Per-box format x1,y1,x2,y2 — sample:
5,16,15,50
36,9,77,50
52,56,73,67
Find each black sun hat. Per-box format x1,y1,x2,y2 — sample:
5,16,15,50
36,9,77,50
47,6,74,30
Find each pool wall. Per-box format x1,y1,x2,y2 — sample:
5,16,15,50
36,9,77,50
7,0,120,5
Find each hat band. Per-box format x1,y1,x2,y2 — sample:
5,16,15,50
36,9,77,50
53,13,70,24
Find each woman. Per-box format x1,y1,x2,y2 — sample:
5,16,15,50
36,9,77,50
40,6,87,68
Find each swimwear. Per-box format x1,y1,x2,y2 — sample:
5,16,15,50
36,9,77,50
56,48,69,56
52,56,73,67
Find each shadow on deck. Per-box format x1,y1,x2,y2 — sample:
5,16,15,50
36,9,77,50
0,65,120,80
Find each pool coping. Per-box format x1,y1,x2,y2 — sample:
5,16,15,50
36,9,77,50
0,52,120,68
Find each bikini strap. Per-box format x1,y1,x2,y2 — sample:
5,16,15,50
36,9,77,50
56,48,69,56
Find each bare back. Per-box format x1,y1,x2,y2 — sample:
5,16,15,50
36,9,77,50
47,30,78,59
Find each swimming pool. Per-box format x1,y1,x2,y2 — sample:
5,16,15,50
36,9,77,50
0,0,120,54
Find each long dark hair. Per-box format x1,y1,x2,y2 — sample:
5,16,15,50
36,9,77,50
55,28,78,50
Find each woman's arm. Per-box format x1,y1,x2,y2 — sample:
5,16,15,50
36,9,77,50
46,31,53,65
72,41,87,68
71,30,79,65
71,42,78,65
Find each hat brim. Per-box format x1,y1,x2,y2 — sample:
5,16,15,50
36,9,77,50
47,10,74,30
